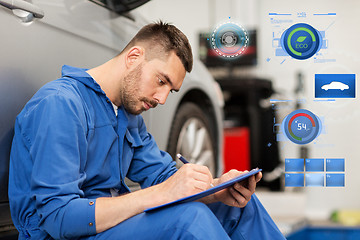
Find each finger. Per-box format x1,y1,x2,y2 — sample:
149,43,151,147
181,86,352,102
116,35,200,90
255,172,262,182
233,183,252,201
181,164,210,177
188,165,212,181
195,165,213,176
229,187,247,207
193,165,213,183
192,171,212,185
227,169,241,178
182,164,213,188
191,164,209,172
247,175,256,193
193,179,211,192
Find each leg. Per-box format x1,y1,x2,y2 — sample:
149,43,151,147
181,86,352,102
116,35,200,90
80,202,231,240
208,194,286,240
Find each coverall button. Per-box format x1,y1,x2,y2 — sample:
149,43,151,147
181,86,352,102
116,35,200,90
89,222,93,227
89,201,94,206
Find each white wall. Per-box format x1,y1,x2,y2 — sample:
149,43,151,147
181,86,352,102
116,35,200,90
135,0,258,58
136,0,360,220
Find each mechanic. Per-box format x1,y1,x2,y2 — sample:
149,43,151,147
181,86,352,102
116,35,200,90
9,21,285,239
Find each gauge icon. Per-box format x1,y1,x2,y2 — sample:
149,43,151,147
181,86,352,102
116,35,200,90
211,21,249,58
281,23,322,60
282,109,322,144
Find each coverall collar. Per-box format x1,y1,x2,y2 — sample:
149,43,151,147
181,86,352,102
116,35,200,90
61,65,137,127
61,65,105,95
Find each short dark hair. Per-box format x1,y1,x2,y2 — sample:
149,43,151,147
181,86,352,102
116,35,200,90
122,21,193,72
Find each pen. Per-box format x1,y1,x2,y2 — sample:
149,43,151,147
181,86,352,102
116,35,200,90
176,153,214,187
176,153,189,164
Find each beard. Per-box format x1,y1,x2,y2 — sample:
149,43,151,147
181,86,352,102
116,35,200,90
120,63,158,115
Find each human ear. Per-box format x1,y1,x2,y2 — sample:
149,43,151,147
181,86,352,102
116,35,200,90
125,46,144,68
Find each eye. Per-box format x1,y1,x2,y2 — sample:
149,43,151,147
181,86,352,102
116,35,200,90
158,77,165,86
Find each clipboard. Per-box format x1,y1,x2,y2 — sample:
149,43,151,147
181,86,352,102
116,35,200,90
145,168,262,212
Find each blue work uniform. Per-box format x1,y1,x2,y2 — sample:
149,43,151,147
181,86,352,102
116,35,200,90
9,65,285,240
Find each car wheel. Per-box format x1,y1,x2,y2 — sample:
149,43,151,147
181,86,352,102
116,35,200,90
167,102,217,175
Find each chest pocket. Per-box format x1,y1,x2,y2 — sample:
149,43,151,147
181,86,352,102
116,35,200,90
122,128,144,177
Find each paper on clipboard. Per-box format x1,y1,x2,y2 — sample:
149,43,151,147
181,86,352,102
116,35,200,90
144,168,262,212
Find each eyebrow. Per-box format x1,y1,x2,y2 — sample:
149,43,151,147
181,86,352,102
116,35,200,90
161,73,179,92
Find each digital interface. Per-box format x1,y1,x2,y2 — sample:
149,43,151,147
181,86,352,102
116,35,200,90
315,74,356,98
202,12,352,189
305,173,324,187
326,158,345,172
267,11,336,64
272,102,325,146
281,109,322,145
305,158,324,172
326,173,345,187
281,23,322,60
267,10,354,187
199,17,257,67
285,158,345,187
285,173,304,187
210,21,249,59
285,158,304,172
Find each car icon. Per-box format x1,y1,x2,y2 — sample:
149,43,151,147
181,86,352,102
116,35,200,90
321,81,349,91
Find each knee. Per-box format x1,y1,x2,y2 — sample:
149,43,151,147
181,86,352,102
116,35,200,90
175,202,218,227
179,202,213,216
167,202,229,239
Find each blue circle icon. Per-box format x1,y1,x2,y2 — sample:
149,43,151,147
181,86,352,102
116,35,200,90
281,23,322,60
281,109,322,145
211,22,249,58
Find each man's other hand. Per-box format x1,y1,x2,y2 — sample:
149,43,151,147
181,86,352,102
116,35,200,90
210,170,262,208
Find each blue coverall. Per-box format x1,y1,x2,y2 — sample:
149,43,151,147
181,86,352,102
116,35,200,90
9,65,286,239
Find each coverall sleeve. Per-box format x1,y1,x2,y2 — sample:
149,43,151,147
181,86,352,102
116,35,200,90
19,91,97,239
126,115,177,188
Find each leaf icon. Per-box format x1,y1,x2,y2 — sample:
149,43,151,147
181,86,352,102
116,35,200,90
296,36,307,42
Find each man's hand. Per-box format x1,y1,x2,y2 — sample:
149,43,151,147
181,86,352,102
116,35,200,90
95,163,213,233
157,163,213,203
203,170,262,208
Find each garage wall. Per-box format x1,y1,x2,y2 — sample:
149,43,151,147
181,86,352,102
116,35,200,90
136,0,360,220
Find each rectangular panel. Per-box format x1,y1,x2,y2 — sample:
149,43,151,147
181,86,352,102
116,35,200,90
326,174,345,187
285,173,304,187
326,158,345,172
305,173,324,187
285,158,304,172
305,158,324,172
315,74,356,98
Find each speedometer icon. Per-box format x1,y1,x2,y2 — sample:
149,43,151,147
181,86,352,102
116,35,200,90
282,109,322,145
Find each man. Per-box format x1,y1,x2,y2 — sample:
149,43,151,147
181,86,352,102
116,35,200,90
9,21,285,239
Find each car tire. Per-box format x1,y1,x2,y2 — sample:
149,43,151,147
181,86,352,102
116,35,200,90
167,102,217,175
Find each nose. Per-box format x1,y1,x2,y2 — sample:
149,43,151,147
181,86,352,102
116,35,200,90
154,88,170,105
